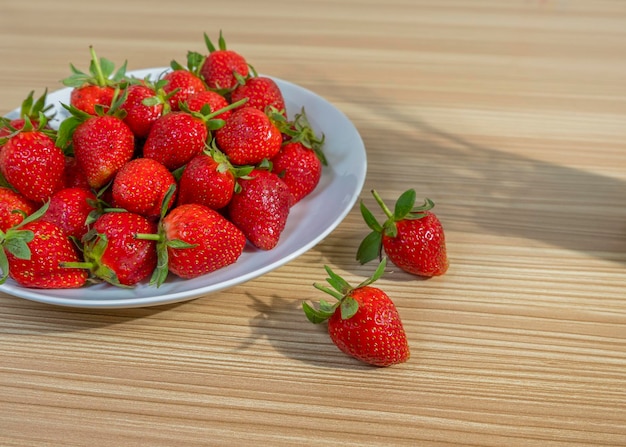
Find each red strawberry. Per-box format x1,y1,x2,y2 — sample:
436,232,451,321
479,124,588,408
357,189,448,277
62,46,127,115
120,81,167,138
58,106,135,190
303,258,410,367
231,76,286,116
215,107,282,166
0,90,54,140
227,169,291,250
0,187,36,233
162,55,207,111
66,211,158,286
111,158,177,219
0,125,65,202
1,204,88,288
39,187,97,240
138,203,246,285
199,31,249,91
186,90,231,121
270,141,322,204
177,146,252,210
63,156,90,190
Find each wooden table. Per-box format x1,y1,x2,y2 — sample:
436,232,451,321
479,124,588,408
1,1,625,445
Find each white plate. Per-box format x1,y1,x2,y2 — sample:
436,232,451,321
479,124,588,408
1,67,367,308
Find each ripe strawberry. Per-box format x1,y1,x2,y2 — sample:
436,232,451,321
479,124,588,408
0,204,88,288
142,100,243,171
39,187,97,240
0,187,36,233
111,158,177,219
303,258,410,367
199,31,249,91
137,202,246,285
162,54,207,111
0,122,65,202
58,102,135,189
62,46,127,115
185,90,231,121
0,90,54,140
215,107,282,166
231,75,286,116
227,168,291,250
177,146,252,210
357,189,449,277
65,211,158,286
120,81,167,138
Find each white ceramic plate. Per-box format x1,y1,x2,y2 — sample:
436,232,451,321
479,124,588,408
1,67,366,308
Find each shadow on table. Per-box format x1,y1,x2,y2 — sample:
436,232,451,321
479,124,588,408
313,82,626,270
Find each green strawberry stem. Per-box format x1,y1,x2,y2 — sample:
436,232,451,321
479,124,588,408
89,46,107,86
371,189,394,220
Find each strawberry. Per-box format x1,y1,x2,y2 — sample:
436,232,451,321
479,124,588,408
0,187,36,233
57,98,135,190
199,31,249,91
357,189,449,277
0,120,65,202
62,46,127,115
63,155,90,190
177,146,252,210
64,211,158,286
303,258,410,367
0,90,54,140
39,187,97,240
231,75,286,116
0,203,88,288
162,54,207,111
111,157,177,219
137,201,246,285
270,141,322,204
215,107,282,166
120,80,168,139
185,90,231,121
142,100,243,171
227,168,291,250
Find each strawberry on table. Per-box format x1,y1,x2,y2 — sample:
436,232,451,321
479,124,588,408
136,199,246,285
0,203,88,289
357,189,449,277
215,106,282,166
111,158,177,219
303,258,410,367
199,31,249,92
64,211,158,287
0,118,65,202
62,46,127,115
227,168,291,250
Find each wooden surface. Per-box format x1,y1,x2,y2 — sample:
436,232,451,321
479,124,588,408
1,1,625,445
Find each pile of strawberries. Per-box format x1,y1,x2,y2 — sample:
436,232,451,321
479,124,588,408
0,32,326,289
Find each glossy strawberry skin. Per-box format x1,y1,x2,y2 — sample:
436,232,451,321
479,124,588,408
328,286,410,367
40,187,97,240
0,187,35,232
162,204,246,279
162,70,206,111
0,130,65,202
227,169,291,250
215,107,282,166
383,212,448,277
120,84,164,138
5,220,88,289
200,50,249,91
70,85,116,115
270,141,322,204
177,153,235,210
72,115,135,189
143,112,209,171
91,212,158,286
231,76,286,115
185,90,231,121
111,158,177,219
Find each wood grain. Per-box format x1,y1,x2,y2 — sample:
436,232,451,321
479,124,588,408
1,0,625,445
